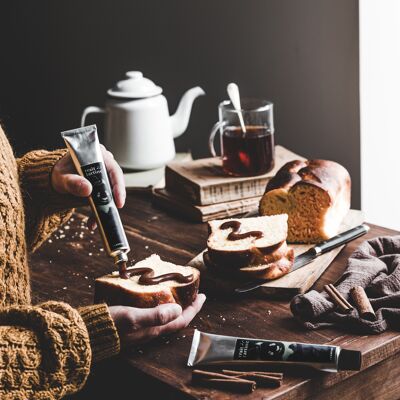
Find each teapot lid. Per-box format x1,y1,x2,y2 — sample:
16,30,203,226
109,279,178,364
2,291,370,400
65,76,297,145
107,71,162,99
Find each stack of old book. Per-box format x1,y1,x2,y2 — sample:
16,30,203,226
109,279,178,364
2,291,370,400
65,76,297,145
152,145,300,222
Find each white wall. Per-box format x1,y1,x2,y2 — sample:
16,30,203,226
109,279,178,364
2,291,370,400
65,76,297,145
360,0,400,230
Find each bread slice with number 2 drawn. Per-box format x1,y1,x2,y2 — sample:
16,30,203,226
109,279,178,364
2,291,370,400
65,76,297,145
206,214,291,269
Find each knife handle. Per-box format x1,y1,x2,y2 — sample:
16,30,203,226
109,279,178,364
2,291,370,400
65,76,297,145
313,224,370,255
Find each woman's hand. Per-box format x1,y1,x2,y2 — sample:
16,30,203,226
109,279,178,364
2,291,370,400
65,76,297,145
51,145,125,229
108,294,206,348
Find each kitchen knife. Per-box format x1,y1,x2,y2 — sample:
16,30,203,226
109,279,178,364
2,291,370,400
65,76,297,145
234,224,370,294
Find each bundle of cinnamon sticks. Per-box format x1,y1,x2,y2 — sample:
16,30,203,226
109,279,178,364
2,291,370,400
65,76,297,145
324,283,377,321
192,369,283,393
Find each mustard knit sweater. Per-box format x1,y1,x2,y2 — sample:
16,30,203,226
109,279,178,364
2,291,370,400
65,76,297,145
0,126,120,399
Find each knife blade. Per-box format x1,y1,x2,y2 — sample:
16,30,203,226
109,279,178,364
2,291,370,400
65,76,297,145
234,224,370,294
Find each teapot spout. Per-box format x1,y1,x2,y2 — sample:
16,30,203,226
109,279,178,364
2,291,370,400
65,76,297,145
170,86,205,138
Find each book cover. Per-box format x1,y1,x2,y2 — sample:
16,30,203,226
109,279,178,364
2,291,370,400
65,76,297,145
152,188,261,222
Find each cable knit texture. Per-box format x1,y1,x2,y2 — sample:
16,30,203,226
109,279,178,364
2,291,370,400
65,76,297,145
0,126,120,399
18,148,75,253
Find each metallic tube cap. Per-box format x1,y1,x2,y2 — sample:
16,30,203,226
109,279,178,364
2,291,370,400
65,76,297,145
114,251,128,265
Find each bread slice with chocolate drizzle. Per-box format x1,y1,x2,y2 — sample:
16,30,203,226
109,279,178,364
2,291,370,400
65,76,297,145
95,254,200,308
205,215,294,280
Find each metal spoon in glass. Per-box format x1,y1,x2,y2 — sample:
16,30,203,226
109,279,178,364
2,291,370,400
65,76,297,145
227,83,246,134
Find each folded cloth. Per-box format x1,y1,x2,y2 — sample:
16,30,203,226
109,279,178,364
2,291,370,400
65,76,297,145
290,236,400,334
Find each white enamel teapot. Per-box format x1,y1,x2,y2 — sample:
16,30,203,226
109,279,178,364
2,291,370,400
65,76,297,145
81,71,205,170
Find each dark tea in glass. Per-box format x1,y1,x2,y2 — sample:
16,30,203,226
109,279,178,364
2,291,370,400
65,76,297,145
209,99,275,177
221,125,274,176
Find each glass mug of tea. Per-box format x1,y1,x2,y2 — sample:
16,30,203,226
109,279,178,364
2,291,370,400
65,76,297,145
208,98,275,176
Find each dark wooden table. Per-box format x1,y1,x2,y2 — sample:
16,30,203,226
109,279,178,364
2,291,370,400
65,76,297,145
29,191,400,400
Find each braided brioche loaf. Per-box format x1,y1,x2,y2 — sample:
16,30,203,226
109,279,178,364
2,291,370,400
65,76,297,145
259,160,351,243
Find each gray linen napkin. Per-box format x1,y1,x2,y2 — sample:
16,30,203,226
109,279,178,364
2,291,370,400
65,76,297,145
290,236,400,334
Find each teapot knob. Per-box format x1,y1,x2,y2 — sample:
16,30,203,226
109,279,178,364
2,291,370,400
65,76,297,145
126,71,143,79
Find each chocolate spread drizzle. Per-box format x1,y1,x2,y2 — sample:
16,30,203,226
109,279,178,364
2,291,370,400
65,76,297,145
219,220,263,241
119,261,130,279
118,265,193,285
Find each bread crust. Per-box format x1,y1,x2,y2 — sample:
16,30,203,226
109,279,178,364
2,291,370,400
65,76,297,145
263,159,351,205
207,240,287,269
203,248,294,280
94,267,200,309
207,247,256,269
239,248,294,279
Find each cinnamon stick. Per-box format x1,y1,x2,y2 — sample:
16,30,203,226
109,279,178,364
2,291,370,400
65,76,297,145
192,369,283,392
324,284,353,313
235,374,281,388
192,370,257,393
222,369,283,379
199,378,256,393
192,370,242,381
329,284,353,309
350,286,376,321
221,369,283,387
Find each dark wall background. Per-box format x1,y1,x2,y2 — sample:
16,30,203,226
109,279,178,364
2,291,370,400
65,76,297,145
0,0,360,206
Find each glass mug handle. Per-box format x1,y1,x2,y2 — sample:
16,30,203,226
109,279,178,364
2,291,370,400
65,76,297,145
208,121,227,157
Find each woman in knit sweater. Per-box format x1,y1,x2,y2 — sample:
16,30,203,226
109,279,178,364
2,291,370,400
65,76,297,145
0,125,205,399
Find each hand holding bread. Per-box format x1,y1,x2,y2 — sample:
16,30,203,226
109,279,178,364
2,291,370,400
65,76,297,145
108,294,206,348
95,254,205,346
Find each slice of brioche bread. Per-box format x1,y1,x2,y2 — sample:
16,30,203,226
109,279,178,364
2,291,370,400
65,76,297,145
207,214,289,268
239,248,294,279
203,247,294,280
95,254,200,308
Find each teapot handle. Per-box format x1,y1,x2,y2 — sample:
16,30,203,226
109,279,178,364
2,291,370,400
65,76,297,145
81,106,105,127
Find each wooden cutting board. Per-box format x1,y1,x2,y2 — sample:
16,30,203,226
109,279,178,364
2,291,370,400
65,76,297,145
188,209,364,299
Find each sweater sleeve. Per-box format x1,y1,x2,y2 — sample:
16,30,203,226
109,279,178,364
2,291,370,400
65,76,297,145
0,301,120,399
17,149,84,253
